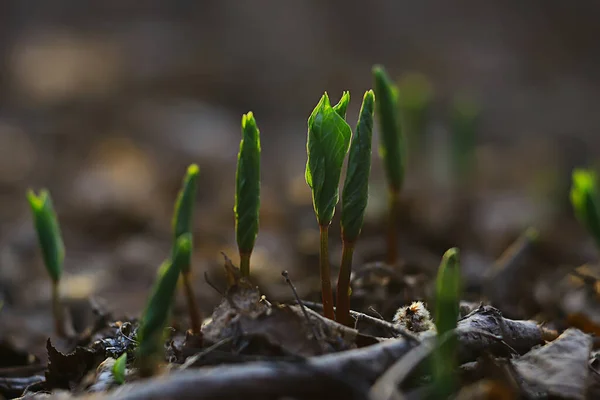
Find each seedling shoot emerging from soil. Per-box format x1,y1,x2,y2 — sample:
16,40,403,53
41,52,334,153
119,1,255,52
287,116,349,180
337,90,375,326
172,164,201,334
571,169,600,250
433,248,462,397
373,65,406,266
137,234,192,377
306,91,352,320
235,112,261,277
27,189,66,337
113,353,127,385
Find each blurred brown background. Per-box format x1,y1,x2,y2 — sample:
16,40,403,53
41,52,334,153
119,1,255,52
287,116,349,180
2,1,600,357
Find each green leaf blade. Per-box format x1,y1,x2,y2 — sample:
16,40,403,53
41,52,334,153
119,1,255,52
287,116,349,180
235,112,261,254
434,248,461,336
341,90,375,242
172,164,199,240
332,91,350,120
306,92,353,226
571,169,600,248
112,353,127,384
373,65,405,192
27,189,64,282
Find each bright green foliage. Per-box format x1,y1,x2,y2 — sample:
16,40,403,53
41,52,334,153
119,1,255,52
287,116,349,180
113,353,127,384
373,65,405,192
235,112,261,254
306,92,353,226
332,91,350,120
172,164,198,272
137,234,191,364
450,94,479,182
27,189,65,282
341,90,375,242
571,169,600,248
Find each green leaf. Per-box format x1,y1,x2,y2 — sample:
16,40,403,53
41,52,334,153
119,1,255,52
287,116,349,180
112,353,127,385
434,248,461,336
137,234,191,362
571,169,600,248
397,73,433,154
332,91,350,120
27,189,64,282
172,164,199,240
373,65,405,192
235,112,261,254
306,92,353,226
450,94,479,183
341,90,375,242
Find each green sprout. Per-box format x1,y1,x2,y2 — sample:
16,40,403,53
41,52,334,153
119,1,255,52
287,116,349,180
397,72,433,157
450,93,479,188
136,234,191,377
571,169,600,249
337,90,375,326
171,164,201,334
27,189,66,337
306,91,352,320
373,65,406,266
112,353,127,385
235,112,261,277
433,248,462,397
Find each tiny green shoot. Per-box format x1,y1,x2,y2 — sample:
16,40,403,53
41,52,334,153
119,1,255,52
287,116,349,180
571,169,600,250
373,65,406,266
433,248,461,397
450,93,479,188
397,72,433,157
306,91,352,320
171,164,201,334
27,189,66,337
113,353,127,385
136,234,191,377
235,112,261,277
337,90,375,326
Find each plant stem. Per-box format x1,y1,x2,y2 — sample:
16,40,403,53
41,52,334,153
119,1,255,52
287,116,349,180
319,224,335,320
182,272,202,335
51,280,66,338
386,189,400,266
335,240,355,326
239,251,251,277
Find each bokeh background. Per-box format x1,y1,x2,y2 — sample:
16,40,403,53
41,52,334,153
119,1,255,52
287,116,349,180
2,1,600,359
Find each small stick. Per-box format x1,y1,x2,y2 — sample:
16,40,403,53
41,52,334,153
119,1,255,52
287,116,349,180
282,271,321,343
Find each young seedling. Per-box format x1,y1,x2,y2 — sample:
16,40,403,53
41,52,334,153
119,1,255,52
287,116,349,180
27,189,66,337
373,65,406,266
397,72,433,157
136,234,191,377
433,248,461,397
235,112,261,277
172,164,201,334
337,90,375,326
570,169,600,250
306,91,352,320
112,353,127,385
450,93,479,189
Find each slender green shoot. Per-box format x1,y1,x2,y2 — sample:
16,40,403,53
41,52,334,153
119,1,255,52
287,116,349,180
398,72,433,157
235,112,261,277
337,90,375,326
450,93,479,188
136,234,191,377
373,65,405,266
27,189,66,337
171,164,201,334
113,353,127,384
306,92,352,320
571,169,600,250
433,248,461,397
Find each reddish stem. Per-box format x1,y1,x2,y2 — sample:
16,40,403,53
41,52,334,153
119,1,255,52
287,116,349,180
386,189,400,266
319,224,335,320
336,241,355,326
182,272,202,335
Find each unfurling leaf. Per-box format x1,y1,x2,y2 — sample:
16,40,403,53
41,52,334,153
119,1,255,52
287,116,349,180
332,91,350,120
571,169,600,248
235,112,261,255
435,247,461,335
305,92,352,226
373,65,405,192
27,189,64,282
172,164,198,272
341,90,375,242
112,353,127,385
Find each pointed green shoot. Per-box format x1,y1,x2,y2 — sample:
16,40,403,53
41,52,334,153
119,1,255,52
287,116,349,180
113,353,127,384
136,234,191,375
235,112,261,277
173,164,199,234
571,169,600,249
332,91,350,120
450,94,479,185
341,90,375,243
305,92,353,226
398,72,433,155
373,65,405,193
27,189,64,283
